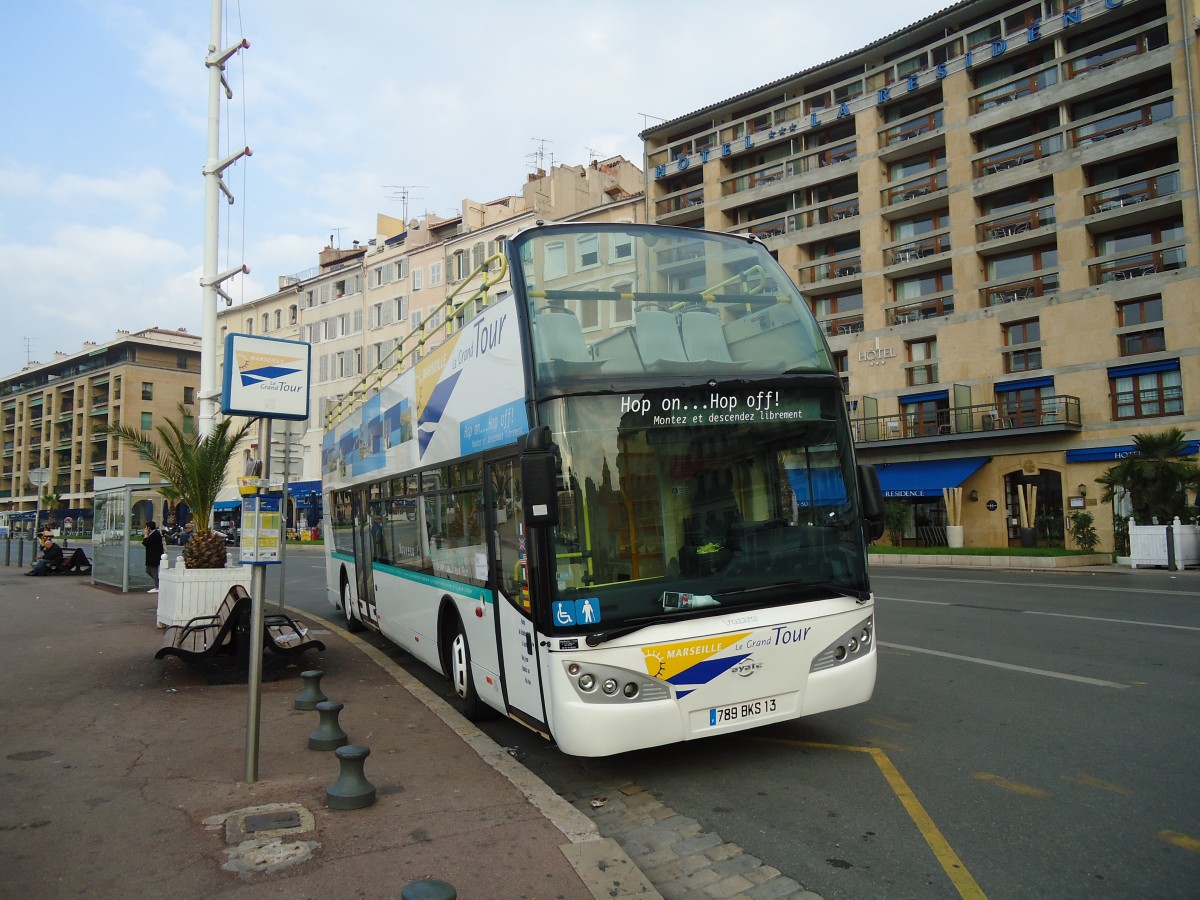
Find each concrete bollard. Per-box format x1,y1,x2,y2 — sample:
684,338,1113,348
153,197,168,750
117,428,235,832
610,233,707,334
307,700,349,751
325,744,376,810
294,669,327,710
401,880,457,900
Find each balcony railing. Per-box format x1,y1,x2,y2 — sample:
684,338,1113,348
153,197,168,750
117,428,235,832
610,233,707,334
1087,172,1180,214
888,234,950,265
973,70,1057,113
798,255,862,285
656,188,705,215
820,314,865,337
979,205,1056,242
1067,29,1164,79
1072,100,1172,148
886,172,946,206
984,273,1058,307
882,110,943,147
889,294,954,325
791,198,859,230
1092,247,1185,284
749,218,787,239
852,395,1081,443
976,135,1063,177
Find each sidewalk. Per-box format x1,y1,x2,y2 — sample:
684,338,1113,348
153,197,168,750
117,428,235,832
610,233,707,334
0,562,659,899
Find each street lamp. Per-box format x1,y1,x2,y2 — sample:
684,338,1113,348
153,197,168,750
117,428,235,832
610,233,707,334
28,467,50,537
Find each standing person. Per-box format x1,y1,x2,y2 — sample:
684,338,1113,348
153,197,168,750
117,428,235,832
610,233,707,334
143,521,165,593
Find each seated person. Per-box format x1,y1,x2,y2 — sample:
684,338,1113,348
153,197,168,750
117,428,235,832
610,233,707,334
27,536,64,576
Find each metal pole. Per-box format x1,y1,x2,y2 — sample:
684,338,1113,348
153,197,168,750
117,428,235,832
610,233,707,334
244,418,270,782
277,421,290,614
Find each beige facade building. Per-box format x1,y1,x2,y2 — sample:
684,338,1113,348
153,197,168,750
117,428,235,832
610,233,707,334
641,0,1200,551
1,328,201,527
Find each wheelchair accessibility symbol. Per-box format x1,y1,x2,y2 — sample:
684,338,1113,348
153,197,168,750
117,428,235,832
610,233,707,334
553,599,601,626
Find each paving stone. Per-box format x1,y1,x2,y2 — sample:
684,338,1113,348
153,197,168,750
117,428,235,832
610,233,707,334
633,846,681,869
674,832,724,856
711,854,765,880
745,875,806,899
743,865,781,885
704,842,744,863
703,873,756,898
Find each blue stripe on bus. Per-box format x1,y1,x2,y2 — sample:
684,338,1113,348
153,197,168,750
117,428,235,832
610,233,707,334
330,549,493,603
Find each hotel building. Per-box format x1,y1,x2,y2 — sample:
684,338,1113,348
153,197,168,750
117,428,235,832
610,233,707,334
641,0,1199,550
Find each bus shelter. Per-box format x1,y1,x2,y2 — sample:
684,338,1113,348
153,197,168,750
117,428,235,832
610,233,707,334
92,483,172,592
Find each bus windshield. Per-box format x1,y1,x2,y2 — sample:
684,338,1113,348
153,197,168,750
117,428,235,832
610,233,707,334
518,224,832,382
542,384,868,635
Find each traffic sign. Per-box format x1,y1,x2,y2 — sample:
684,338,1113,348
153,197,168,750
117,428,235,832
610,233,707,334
28,468,50,487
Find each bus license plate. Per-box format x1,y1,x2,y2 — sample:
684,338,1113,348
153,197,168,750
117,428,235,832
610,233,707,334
709,696,778,727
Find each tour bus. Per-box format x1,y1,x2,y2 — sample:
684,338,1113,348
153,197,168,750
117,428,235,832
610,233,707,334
322,222,884,757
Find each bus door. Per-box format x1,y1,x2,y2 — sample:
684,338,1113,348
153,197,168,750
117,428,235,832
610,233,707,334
351,488,379,626
486,458,548,731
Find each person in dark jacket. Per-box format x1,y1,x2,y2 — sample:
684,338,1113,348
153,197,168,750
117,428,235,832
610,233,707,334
27,536,64,576
143,521,165,593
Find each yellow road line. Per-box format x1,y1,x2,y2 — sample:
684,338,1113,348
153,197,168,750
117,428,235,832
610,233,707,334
1061,772,1133,797
1157,830,1200,853
972,772,1049,798
750,737,986,899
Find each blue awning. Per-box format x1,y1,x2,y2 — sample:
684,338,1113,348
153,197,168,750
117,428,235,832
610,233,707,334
996,376,1054,392
1066,441,1198,462
213,500,242,511
1107,359,1179,379
876,457,990,498
286,480,322,496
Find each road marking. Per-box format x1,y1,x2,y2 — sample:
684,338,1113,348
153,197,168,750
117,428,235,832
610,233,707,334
867,716,912,731
1061,773,1133,796
880,596,1199,632
749,737,986,899
875,573,1198,598
973,772,1048,798
880,641,1130,689
1157,830,1200,852
1023,610,1200,632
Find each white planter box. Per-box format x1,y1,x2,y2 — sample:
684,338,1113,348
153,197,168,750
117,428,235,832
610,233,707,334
1128,518,1200,569
946,525,964,548
156,556,252,627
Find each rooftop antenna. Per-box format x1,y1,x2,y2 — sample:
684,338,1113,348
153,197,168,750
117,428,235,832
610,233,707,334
330,227,347,248
638,112,665,129
23,337,35,365
383,185,425,222
527,137,554,173
585,146,603,164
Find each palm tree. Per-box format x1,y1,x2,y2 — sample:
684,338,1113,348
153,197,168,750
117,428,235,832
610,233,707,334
102,408,255,568
1096,427,1200,524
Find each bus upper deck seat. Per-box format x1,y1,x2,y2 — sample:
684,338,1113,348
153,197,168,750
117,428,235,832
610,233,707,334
533,308,606,378
635,308,693,374
680,309,747,372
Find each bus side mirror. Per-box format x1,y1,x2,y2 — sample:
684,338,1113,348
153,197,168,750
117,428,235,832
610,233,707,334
520,426,559,527
858,464,885,542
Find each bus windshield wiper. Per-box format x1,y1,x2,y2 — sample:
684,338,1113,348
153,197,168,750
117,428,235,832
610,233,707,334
585,614,677,647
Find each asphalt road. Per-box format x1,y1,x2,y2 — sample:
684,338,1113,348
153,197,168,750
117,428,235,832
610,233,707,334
276,549,1200,899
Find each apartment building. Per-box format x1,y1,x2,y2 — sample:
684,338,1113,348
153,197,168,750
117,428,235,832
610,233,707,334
1,328,201,526
215,157,645,520
641,0,1200,550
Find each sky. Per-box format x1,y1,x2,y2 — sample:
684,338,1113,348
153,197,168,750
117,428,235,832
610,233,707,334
1,0,953,379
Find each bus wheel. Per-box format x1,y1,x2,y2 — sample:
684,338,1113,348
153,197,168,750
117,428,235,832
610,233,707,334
449,617,483,721
340,573,364,633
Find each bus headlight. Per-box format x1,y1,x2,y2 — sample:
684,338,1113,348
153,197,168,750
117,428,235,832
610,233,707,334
811,616,874,673
562,660,670,704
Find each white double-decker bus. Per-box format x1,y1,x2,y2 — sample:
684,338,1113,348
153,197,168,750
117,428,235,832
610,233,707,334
321,222,884,756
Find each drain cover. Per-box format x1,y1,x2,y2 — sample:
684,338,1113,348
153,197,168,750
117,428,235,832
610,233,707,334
244,810,302,833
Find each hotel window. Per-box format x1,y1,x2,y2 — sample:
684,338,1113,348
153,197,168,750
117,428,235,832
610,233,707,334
140,412,153,430
611,235,633,262
906,337,938,386
966,21,1001,50
1109,362,1182,420
895,270,953,303
612,282,633,324
141,382,153,401
183,386,195,405
987,246,1057,281
1116,297,1166,357
888,149,945,182
1003,319,1042,373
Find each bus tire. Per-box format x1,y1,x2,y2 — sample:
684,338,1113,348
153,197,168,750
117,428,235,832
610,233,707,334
340,571,364,633
448,615,484,721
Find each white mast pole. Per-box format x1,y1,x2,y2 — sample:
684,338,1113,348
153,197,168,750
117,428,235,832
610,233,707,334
200,0,250,438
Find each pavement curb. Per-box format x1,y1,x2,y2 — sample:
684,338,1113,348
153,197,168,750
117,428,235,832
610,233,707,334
292,607,662,900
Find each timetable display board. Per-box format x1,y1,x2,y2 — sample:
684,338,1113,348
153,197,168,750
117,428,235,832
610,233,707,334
240,494,282,565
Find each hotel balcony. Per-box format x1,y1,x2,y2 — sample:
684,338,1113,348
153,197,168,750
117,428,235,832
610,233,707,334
852,395,1082,445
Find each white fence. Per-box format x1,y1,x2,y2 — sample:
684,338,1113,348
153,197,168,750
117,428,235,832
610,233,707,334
1128,517,1200,569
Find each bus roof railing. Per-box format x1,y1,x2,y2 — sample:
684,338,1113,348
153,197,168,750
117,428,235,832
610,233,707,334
323,253,507,430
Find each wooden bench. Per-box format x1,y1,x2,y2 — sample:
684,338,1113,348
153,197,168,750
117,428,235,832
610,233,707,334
49,548,92,576
156,585,325,684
